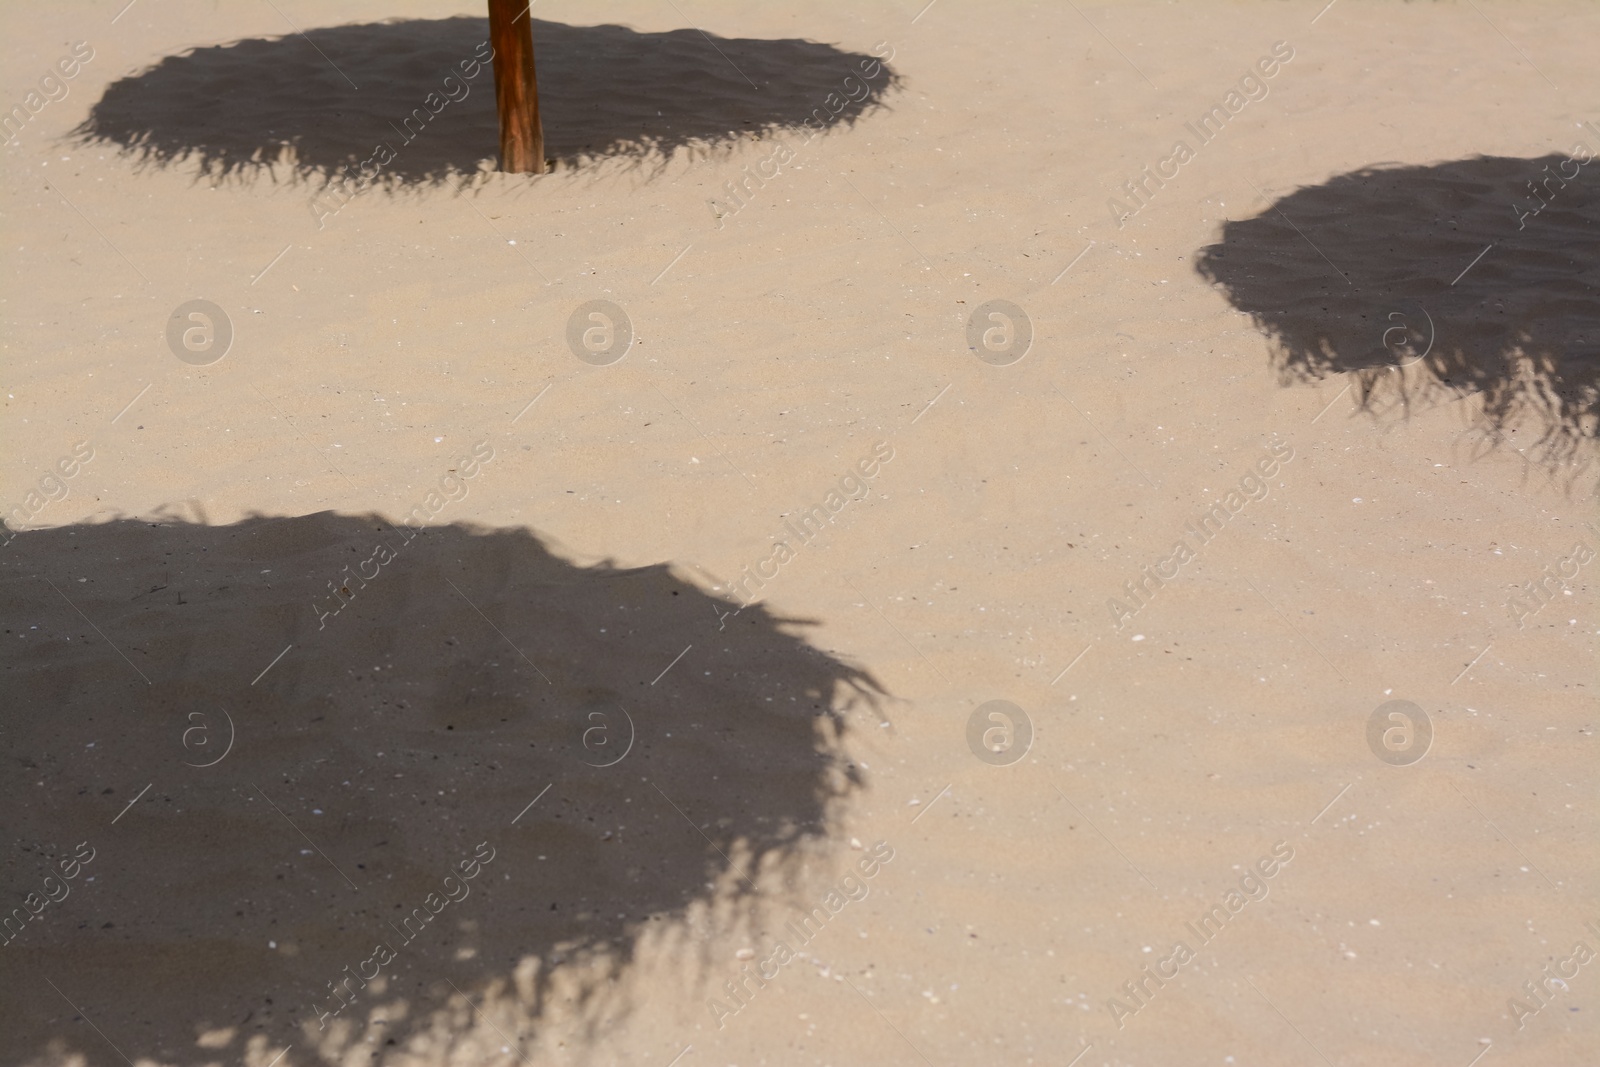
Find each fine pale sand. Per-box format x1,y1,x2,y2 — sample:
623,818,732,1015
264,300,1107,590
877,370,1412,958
1,2,1595,1066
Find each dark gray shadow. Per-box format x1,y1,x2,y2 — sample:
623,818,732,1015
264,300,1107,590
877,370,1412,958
71,16,900,183
0,512,885,1066
1195,154,1599,474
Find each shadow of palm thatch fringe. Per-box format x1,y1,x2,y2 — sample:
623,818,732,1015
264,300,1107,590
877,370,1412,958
0,511,886,1066
1196,152,1600,476
72,16,901,186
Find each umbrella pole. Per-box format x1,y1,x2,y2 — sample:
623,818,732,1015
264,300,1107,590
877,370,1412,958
487,0,547,173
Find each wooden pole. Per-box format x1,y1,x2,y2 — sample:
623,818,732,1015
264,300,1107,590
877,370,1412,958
486,0,547,174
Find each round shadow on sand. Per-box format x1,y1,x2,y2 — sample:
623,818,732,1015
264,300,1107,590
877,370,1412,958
0,512,884,1066
72,16,900,183
1195,153,1599,471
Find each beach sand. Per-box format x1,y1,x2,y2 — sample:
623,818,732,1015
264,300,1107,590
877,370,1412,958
1,2,1595,1065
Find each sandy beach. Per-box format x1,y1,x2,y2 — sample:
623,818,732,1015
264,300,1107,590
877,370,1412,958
2,2,1595,1065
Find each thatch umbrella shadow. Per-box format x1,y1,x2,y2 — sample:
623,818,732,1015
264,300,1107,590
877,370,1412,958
1195,153,1600,474
72,16,901,185
0,511,887,1066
